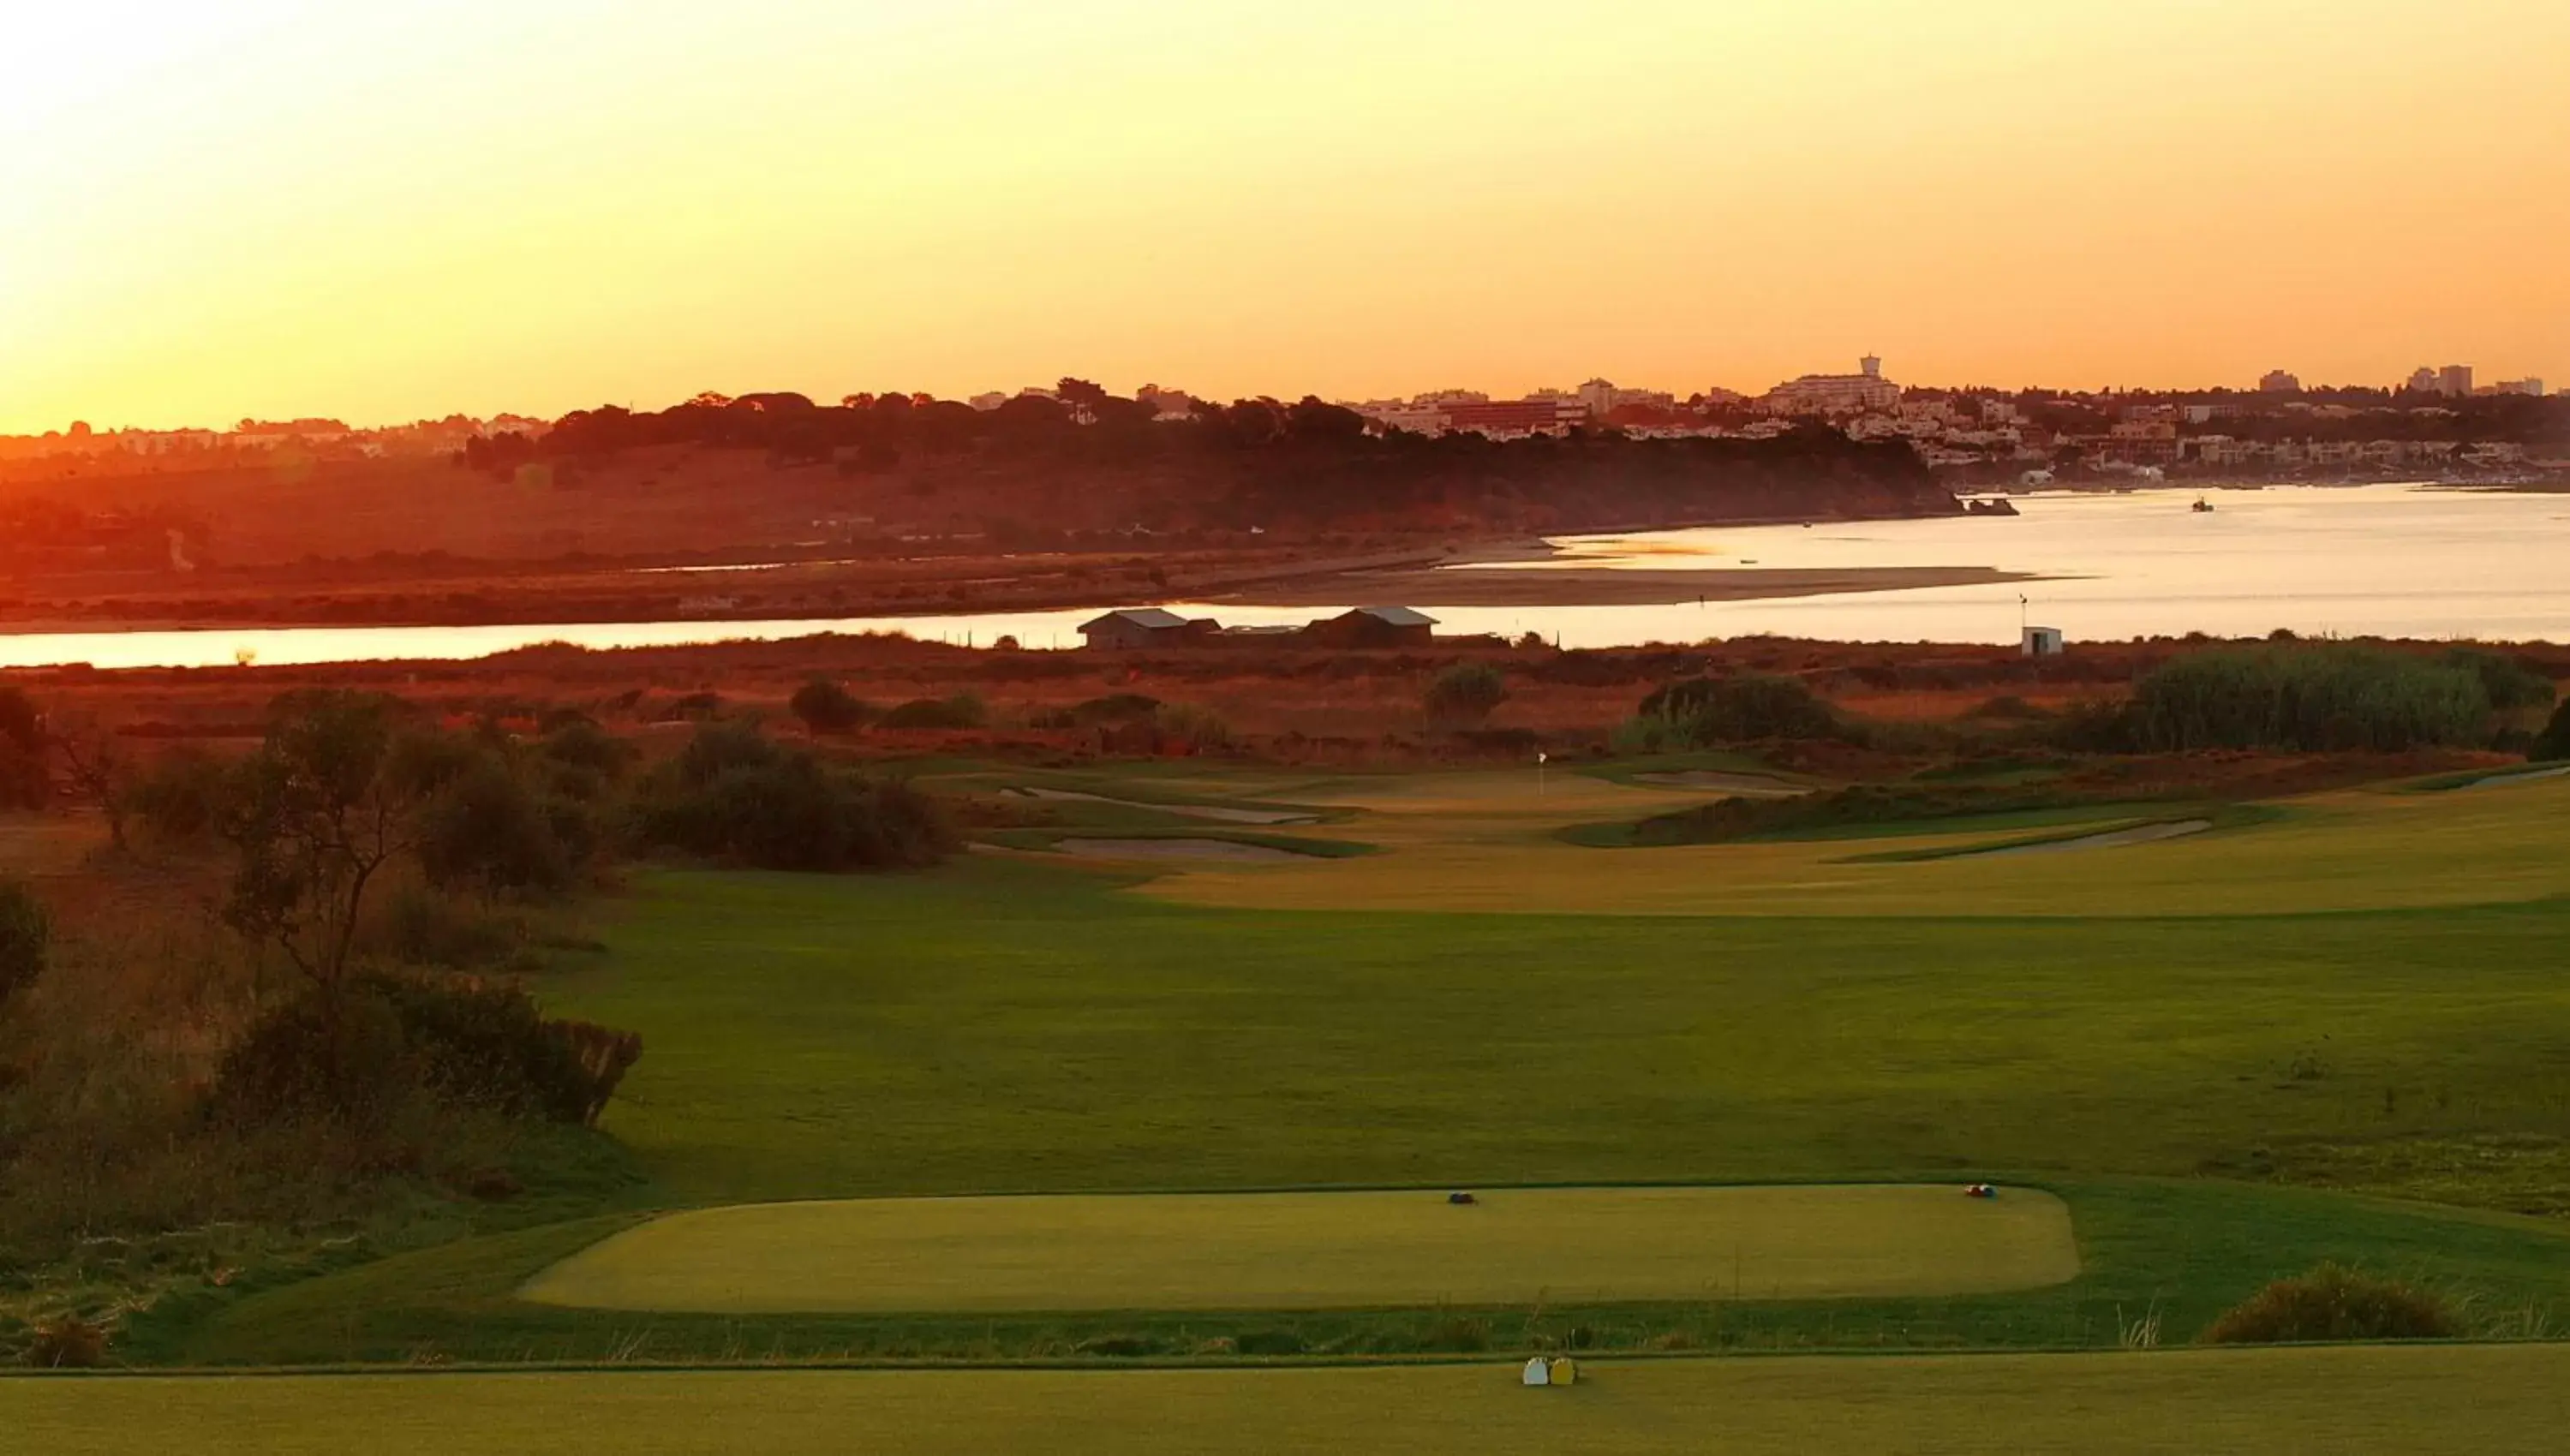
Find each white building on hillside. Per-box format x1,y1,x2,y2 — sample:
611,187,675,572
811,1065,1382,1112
1761,355,1900,417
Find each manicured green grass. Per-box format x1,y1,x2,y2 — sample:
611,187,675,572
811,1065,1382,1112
112,766,2570,1370
520,1186,2079,1314
527,856,2570,1205
17,1346,2570,1454
146,1177,2570,1366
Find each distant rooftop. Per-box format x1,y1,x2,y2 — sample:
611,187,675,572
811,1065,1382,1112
1080,607,1192,630
1350,606,1437,628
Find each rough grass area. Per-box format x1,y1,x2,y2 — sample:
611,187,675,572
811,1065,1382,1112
15,1346,2570,1454
1832,806,2281,864
1565,783,2167,849
519,1186,2079,1314
1139,771,2570,915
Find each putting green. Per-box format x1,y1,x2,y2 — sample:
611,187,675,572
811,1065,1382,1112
521,1185,2077,1314
14,1346,2570,1455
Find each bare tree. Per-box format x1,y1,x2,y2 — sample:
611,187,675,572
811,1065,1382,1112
46,710,129,850
220,692,435,998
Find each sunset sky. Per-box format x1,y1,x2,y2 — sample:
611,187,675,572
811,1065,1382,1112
4,0,2566,433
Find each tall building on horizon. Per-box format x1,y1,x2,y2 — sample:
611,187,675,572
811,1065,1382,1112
2439,364,2475,397
1761,357,1900,417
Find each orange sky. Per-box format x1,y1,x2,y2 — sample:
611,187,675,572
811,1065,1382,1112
4,0,2566,433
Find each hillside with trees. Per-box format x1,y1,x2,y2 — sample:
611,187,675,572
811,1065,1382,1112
517,380,1957,540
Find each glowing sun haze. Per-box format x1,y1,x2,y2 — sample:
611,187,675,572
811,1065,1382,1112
4,0,2565,433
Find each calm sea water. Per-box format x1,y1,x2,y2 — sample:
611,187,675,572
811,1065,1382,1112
1497,483,2570,647
0,485,2558,669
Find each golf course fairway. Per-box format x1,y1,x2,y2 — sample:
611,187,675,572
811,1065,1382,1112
520,1185,2078,1313
15,1346,2570,1454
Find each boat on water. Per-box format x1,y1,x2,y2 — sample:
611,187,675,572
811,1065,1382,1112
2191,497,2215,513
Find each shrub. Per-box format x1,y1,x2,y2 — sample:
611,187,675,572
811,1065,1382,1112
631,723,954,871
537,719,635,790
1029,694,1167,731
366,973,639,1126
2441,648,2557,714
212,988,415,1127
2533,699,2570,762
653,690,726,723
788,677,874,736
212,976,641,1128
0,880,46,1002
2202,1264,2459,1344
1073,693,1161,724
365,883,522,970
1425,663,1509,726
1154,702,1233,751
417,759,577,897
0,687,47,809
26,1313,108,1369
2128,644,2489,753
879,694,986,731
1624,673,1837,748
120,748,234,843
1964,695,2052,721
2047,699,2136,754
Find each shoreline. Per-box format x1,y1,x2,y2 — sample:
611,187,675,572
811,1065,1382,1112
0,507,2011,638
1205,564,2036,610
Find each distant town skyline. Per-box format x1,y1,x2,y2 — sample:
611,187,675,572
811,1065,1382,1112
5,1,2563,436
9,355,2548,441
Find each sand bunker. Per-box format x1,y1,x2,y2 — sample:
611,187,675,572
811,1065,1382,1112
1007,787,1318,825
2461,765,2570,791
1055,838,1312,862
1966,819,2214,857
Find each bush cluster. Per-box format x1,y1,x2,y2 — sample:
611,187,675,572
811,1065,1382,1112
629,722,953,871
878,694,988,731
214,974,641,1130
0,880,48,1002
1153,702,1234,752
0,687,47,811
1424,663,1509,727
1617,674,1838,751
2126,643,2490,753
1027,694,1162,731
2201,1263,2459,1344
119,749,231,844
2534,699,2570,762
2441,648,2557,715
788,677,875,736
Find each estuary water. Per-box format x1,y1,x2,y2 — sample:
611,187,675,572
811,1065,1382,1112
0,485,2558,669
